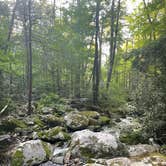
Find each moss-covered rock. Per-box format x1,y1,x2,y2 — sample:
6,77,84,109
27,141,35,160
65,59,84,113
80,111,100,119
41,115,64,127
38,126,70,143
11,140,52,166
64,111,89,131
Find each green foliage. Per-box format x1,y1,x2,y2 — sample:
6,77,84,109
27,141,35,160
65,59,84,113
37,93,65,108
130,37,166,144
120,130,146,145
99,85,127,109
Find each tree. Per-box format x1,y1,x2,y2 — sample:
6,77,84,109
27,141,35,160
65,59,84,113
106,0,121,89
27,0,33,114
92,0,100,104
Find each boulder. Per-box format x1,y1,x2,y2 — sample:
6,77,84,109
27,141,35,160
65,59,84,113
70,129,128,161
64,111,110,131
128,144,157,157
41,114,64,127
38,126,70,143
64,111,89,131
11,140,52,166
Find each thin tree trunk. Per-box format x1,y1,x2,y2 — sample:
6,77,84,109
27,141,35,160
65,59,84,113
27,0,33,114
106,0,115,89
92,0,100,105
99,19,104,82
106,0,121,89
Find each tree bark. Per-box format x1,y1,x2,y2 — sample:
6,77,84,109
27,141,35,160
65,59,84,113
27,0,33,114
92,0,100,105
106,0,115,89
106,0,121,89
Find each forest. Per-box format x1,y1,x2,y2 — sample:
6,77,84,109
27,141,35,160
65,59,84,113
0,0,166,165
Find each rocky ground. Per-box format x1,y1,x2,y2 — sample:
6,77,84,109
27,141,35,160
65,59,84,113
0,99,166,166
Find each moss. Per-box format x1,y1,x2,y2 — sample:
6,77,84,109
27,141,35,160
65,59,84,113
99,116,110,126
42,142,52,159
62,131,71,140
80,147,94,159
0,118,27,132
119,131,145,145
80,111,99,119
11,149,24,166
33,116,44,128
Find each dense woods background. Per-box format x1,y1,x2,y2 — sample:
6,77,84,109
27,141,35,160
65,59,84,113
0,0,166,154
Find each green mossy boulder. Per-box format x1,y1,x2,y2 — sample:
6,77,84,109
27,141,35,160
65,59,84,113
38,126,70,143
64,111,89,131
11,140,52,166
41,115,64,127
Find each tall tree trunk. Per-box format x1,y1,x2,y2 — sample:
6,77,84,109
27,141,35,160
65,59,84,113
106,0,115,89
106,0,121,89
142,0,156,40
27,0,33,114
99,19,104,82
92,0,100,105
